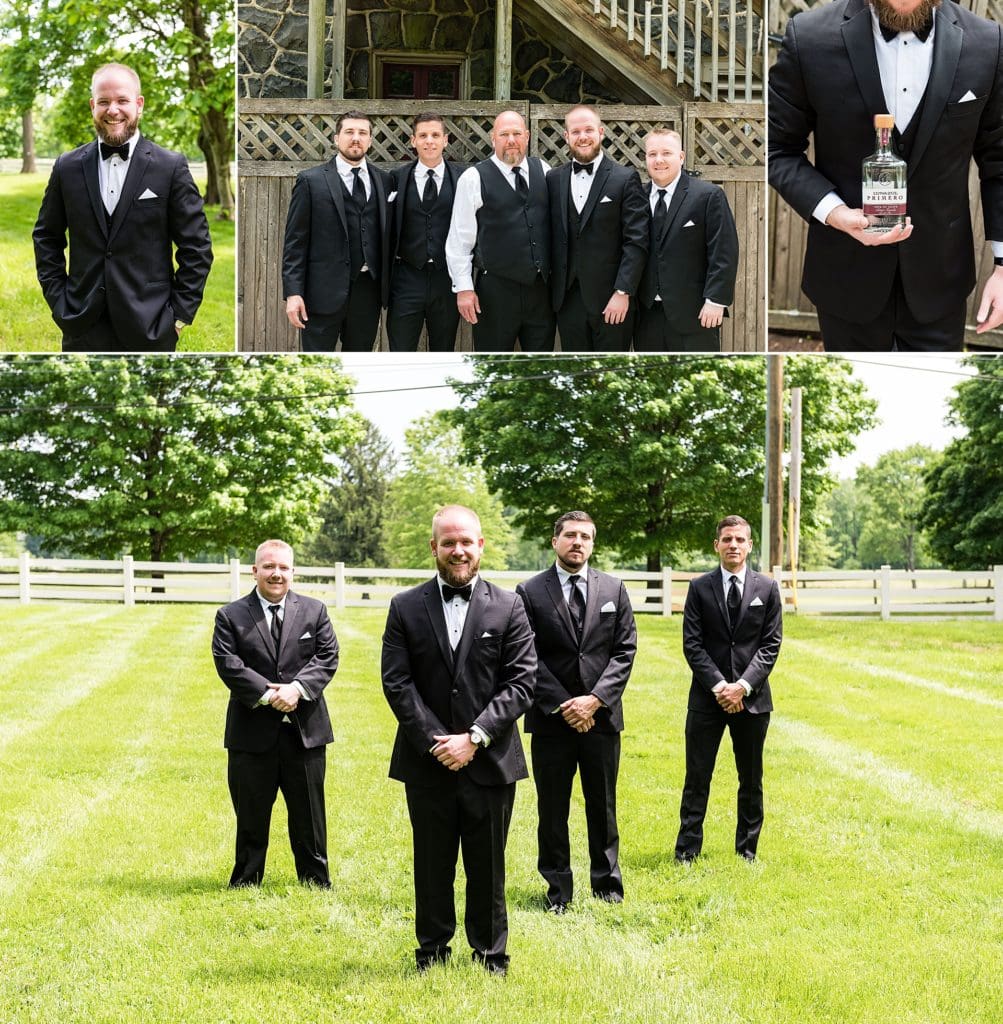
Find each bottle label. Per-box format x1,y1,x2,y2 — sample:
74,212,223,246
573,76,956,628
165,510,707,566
862,187,906,215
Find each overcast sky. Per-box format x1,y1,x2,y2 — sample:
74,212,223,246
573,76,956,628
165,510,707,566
339,353,975,477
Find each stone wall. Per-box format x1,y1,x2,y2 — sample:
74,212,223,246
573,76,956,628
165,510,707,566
239,0,621,103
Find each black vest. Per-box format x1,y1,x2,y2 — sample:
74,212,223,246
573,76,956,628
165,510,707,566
340,174,380,280
567,189,584,291
473,158,550,284
399,165,454,271
642,191,665,303
892,89,928,163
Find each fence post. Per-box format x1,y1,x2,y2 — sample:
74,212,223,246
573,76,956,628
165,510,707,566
661,566,672,616
880,565,891,620
18,551,30,605
229,558,242,601
335,562,345,610
122,555,135,607
994,565,1003,622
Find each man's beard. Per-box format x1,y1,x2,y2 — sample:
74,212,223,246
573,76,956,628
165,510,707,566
870,0,940,33
94,113,139,146
437,554,480,587
571,140,602,163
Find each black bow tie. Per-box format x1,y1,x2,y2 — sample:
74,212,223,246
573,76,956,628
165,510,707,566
572,161,594,175
442,583,473,602
100,142,129,161
879,18,933,43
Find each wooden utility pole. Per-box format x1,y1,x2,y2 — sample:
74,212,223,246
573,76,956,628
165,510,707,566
788,386,803,605
495,0,513,99
765,355,785,572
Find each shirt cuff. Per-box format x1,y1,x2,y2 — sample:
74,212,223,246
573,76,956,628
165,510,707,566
470,724,491,748
991,240,1003,259
813,191,844,225
258,689,275,706
452,274,474,292
737,679,752,697
291,681,309,701
703,300,725,309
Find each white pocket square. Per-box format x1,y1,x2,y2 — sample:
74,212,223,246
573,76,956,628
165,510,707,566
600,195,613,203
137,188,159,200
683,219,696,227
299,631,312,639
387,190,398,202
480,630,494,638
600,601,616,613
958,90,977,103
750,597,763,607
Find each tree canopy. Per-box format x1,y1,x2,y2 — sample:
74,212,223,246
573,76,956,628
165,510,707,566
0,355,362,561
452,355,876,571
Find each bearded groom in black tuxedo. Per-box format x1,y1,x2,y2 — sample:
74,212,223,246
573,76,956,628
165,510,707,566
769,0,1003,350
33,63,212,352
675,516,782,863
381,505,536,975
212,540,339,887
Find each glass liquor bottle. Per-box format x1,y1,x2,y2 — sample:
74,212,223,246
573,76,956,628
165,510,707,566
862,113,907,232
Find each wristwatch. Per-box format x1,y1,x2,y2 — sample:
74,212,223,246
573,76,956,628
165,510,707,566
469,729,485,748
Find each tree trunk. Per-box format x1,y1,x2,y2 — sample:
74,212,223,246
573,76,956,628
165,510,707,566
646,550,661,604
20,109,36,174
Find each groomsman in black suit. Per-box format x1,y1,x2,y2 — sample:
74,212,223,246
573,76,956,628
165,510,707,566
445,110,555,351
33,63,212,352
636,128,739,351
282,111,391,351
386,114,466,351
515,511,637,912
381,505,536,976
547,107,649,351
675,516,783,863
212,540,339,887
769,0,1003,349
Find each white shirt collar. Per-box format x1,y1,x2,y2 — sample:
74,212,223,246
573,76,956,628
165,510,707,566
415,159,445,180
719,564,749,587
555,562,589,586
490,153,531,180
256,590,287,614
572,150,604,173
336,154,368,178
437,574,480,600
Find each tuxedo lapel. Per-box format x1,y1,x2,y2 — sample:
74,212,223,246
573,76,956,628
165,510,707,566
107,138,151,244
248,591,277,658
322,159,349,237
579,567,602,639
81,142,109,239
659,171,690,247
909,4,963,175
370,159,389,236
841,0,888,123
421,580,454,673
452,579,488,678
544,567,579,644
735,571,757,630
709,571,729,627
579,159,611,231
279,593,302,662
558,163,572,237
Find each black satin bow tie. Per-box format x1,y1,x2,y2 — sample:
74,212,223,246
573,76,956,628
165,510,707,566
442,583,473,602
879,18,933,43
572,161,594,175
100,142,129,161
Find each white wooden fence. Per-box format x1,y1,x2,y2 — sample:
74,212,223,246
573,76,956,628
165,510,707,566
2,557,1002,620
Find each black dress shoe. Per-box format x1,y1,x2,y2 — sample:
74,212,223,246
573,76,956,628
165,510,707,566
675,852,698,864
545,900,569,915
472,951,509,976
593,890,623,904
416,946,451,972
739,850,756,862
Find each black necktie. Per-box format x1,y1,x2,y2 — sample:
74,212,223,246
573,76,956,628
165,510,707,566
100,142,129,161
512,165,529,199
442,583,472,602
351,166,366,206
569,576,586,636
572,161,594,175
879,19,932,43
653,188,668,240
268,604,282,647
727,575,741,628
421,168,437,211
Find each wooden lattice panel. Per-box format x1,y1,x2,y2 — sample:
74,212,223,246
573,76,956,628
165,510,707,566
686,102,765,170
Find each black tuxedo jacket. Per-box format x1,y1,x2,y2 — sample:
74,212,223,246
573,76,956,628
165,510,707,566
769,0,1003,323
638,171,739,329
381,578,537,788
282,158,392,313
547,156,649,313
212,589,339,753
682,569,782,716
32,137,212,346
516,566,637,735
388,158,468,262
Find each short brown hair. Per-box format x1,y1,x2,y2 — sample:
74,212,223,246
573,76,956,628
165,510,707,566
335,110,372,134
715,515,752,539
412,112,446,133
553,510,596,539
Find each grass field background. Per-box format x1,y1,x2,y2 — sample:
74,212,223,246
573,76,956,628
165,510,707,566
0,173,235,352
1,604,1001,1023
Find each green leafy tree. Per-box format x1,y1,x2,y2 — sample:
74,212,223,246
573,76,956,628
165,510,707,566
452,355,876,573
382,411,513,571
822,477,867,569
299,419,397,568
921,360,1003,569
0,355,362,561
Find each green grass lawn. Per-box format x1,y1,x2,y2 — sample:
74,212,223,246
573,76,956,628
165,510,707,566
1,606,1001,1023
0,172,234,352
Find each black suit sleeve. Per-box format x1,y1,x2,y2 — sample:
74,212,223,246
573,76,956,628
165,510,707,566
291,605,340,698
282,171,312,300
515,581,574,714
681,581,728,694
32,156,70,313
167,152,213,323
735,580,783,692
975,22,1003,240
614,170,650,296
212,606,274,708
381,597,450,753
703,186,740,306
589,581,637,708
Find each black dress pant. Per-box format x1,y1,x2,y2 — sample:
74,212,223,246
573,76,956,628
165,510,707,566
817,270,965,352
227,724,329,886
387,262,460,351
300,273,381,352
675,707,770,860
472,272,555,352
556,280,633,352
62,309,178,353
635,302,720,352
405,775,515,968
531,730,622,904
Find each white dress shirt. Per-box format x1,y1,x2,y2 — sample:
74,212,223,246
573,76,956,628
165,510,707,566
336,154,371,200
254,591,308,713
716,565,751,696
98,132,139,216
437,575,490,746
445,154,551,292
555,562,589,606
571,151,603,214
413,160,445,198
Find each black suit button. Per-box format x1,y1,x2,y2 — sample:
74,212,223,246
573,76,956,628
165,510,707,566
451,688,459,696
106,250,113,258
